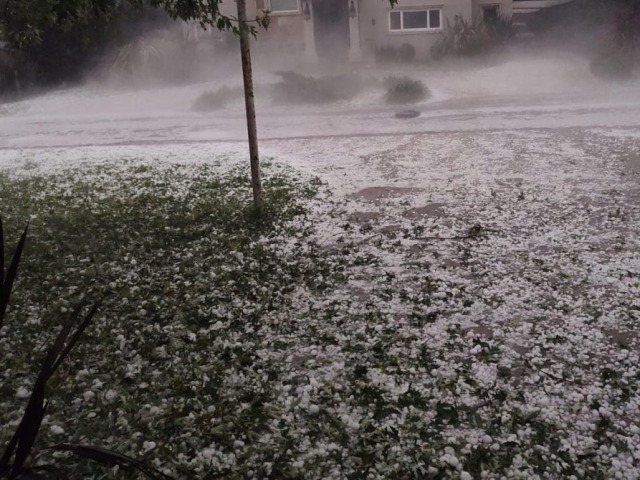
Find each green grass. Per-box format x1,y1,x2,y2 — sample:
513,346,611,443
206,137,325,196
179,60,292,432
0,161,339,478
1,158,638,479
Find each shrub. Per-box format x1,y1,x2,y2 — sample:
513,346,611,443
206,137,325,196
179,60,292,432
106,28,187,85
0,52,17,98
271,71,363,104
486,13,515,44
610,5,640,59
384,76,430,104
398,43,417,62
192,86,243,112
0,51,36,99
590,4,640,80
431,15,513,60
590,51,634,81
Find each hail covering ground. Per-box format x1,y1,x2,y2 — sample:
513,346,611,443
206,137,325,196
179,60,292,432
1,49,640,478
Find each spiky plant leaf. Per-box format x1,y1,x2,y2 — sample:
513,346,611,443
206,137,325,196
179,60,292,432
0,219,29,327
0,217,4,286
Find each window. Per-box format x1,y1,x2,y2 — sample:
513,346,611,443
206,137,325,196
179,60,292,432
429,9,441,29
268,0,300,14
389,9,442,32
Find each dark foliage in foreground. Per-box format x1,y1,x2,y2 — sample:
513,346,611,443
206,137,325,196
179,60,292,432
0,218,27,327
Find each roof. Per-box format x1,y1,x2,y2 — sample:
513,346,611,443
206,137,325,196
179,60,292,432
513,0,575,11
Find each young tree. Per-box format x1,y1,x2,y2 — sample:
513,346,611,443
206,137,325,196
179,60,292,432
236,0,264,213
147,0,270,213
146,0,394,214
2,0,397,214
2,0,270,213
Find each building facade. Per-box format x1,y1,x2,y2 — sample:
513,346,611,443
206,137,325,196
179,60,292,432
222,0,513,61
511,0,575,28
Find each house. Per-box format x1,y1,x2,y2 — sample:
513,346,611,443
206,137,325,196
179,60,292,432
221,0,513,61
511,0,575,27
512,0,574,15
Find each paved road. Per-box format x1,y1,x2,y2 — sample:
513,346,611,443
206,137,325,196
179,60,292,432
1,71,639,151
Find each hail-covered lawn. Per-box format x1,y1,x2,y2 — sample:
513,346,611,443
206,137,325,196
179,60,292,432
1,124,639,480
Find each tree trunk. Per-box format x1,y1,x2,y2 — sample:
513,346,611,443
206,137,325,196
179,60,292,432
236,0,264,215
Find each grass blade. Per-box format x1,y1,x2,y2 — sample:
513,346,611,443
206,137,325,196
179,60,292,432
42,302,85,379
1,217,5,284
51,301,100,373
8,400,48,478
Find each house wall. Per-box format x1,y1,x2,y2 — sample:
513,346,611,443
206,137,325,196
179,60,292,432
218,0,307,55
358,0,512,61
217,0,513,62
260,14,307,54
358,0,471,61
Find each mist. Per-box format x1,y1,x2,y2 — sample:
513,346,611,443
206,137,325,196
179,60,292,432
2,2,640,478
1,0,638,147
23,5,636,117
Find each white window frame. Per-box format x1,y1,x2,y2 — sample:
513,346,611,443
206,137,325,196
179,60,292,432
389,8,442,33
267,0,300,15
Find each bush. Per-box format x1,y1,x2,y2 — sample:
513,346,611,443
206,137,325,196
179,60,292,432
192,86,243,112
384,76,430,104
0,51,36,99
589,4,640,80
0,53,17,98
271,71,363,104
610,5,640,59
431,15,513,60
590,51,634,80
108,31,176,77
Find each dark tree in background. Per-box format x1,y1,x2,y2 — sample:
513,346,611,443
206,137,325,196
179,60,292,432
0,0,138,86
610,2,640,56
583,0,640,49
580,0,640,78
0,0,270,88
519,0,639,79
